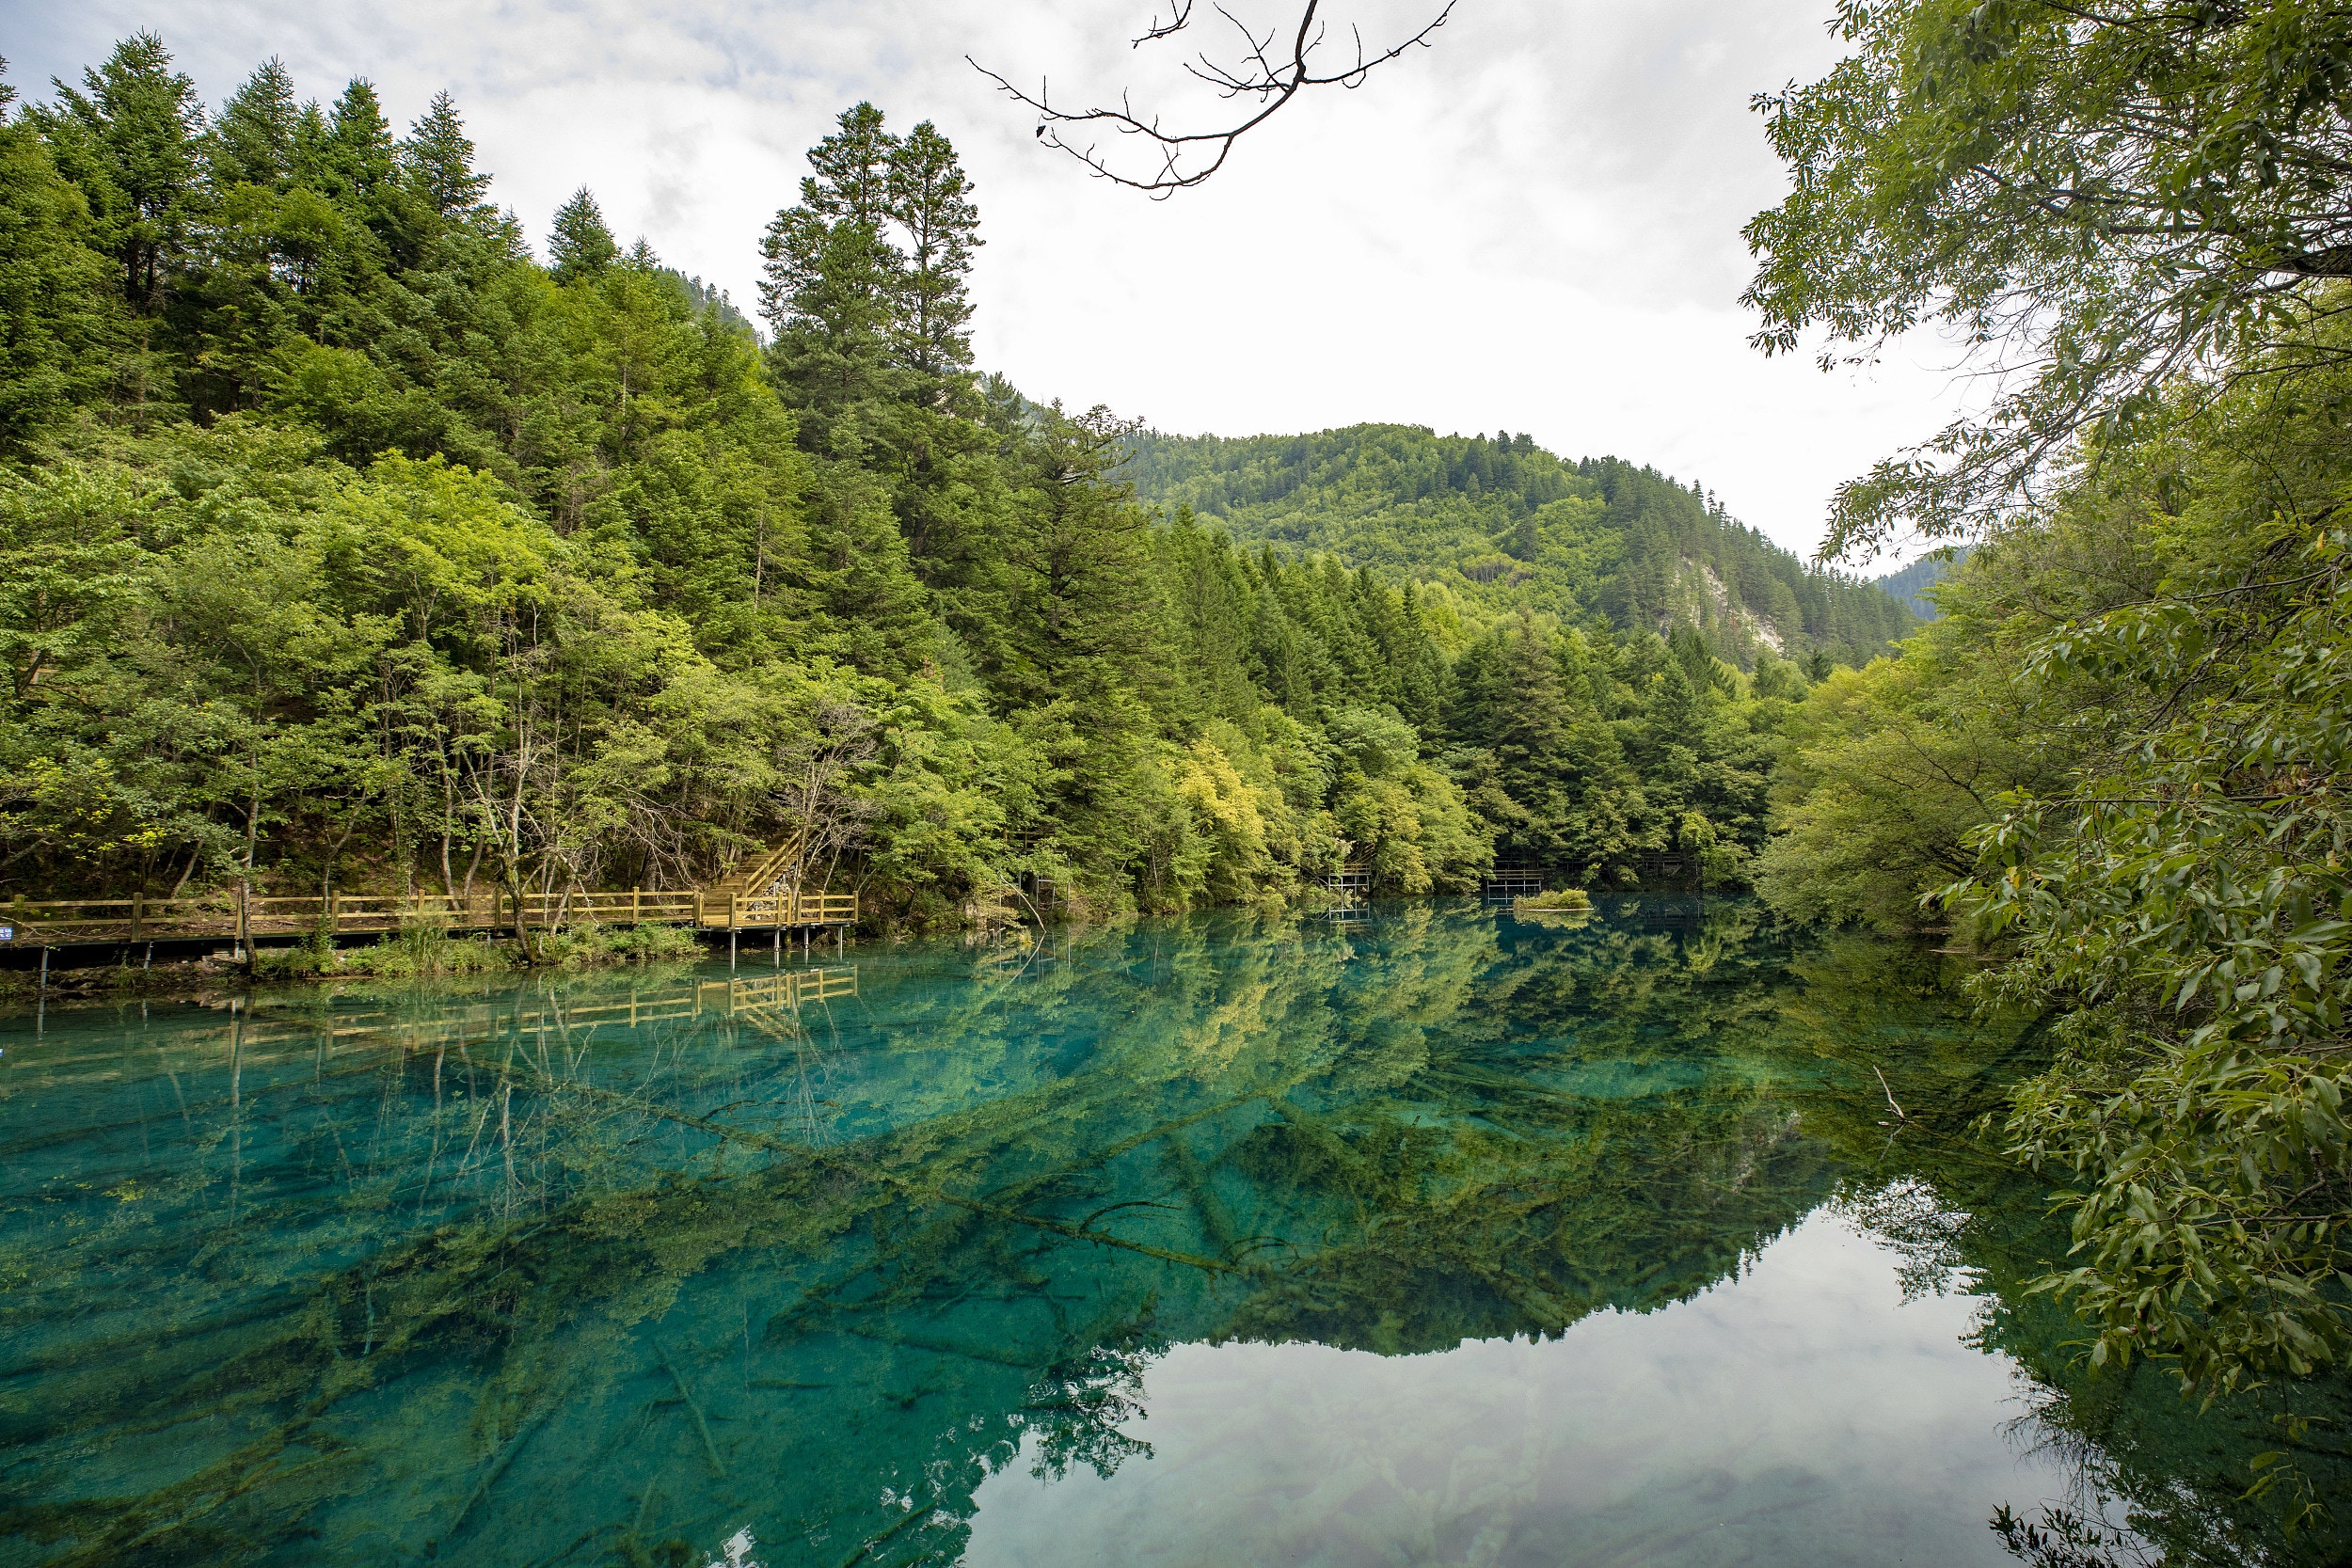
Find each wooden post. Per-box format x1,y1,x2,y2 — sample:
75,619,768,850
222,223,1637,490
695,890,706,928
330,893,343,937
132,893,143,942
633,888,643,926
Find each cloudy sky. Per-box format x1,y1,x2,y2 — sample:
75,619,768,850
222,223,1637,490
12,0,1967,562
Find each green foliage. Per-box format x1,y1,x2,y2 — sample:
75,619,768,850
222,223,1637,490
1444,614,1787,887
1743,1,2352,1415
0,42,1538,927
1744,0,2352,555
1952,363,2352,1402
0,73,121,455
27,32,204,310
546,186,617,284
1124,425,1915,667
1756,607,2067,932
0,33,1940,943
1765,314,2352,1408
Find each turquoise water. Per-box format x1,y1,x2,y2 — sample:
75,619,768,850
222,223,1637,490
1,899,2341,1566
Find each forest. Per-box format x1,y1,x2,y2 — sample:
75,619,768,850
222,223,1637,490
1123,425,1916,668
1867,549,1963,620
0,36,1904,932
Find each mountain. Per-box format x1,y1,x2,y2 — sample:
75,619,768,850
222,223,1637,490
1870,549,1971,620
1121,424,1915,667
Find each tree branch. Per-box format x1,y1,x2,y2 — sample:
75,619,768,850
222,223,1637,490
970,0,1453,196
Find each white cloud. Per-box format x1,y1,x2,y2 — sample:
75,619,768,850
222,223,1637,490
11,0,1971,561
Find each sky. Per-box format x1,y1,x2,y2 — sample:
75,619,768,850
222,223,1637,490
8,0,1972,564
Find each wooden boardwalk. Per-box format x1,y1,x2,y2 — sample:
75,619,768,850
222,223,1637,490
1480,856,1696,898
1,856,856,953
15,967,861,1053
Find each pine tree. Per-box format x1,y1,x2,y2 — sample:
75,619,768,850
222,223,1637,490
400,90,489,215
890,119,978,379
211,57,298,189
993,405,1166,716
289,101,330,191
799,469,933,677
1494,618,1568,808
548,186,616,284
1646,659,1700,747
1505,511,1538,562
760,103,907,441
33,32,204,309
0,63,120,453
322,81,394,204
804,102,896,226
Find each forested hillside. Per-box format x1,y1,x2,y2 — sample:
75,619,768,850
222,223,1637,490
1123,426,1915,666
1867,549,1967,620
0,38,1836,928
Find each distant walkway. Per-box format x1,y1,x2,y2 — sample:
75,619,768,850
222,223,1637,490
1,845,854,952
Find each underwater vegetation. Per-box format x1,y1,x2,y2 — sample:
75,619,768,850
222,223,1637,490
0,900,2343,1566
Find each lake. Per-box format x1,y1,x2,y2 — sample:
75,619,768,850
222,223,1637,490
2,899,2342,1566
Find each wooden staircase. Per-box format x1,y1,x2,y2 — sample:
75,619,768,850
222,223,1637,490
702,845,859,929
709,843,799,901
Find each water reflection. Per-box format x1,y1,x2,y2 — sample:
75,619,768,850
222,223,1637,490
0,899,2342,1566
963,1214,2058,1568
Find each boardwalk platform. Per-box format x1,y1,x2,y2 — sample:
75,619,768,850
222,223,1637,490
1480,855,1697,899
0,886,857,953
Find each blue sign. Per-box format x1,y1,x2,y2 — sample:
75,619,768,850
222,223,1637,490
0,925,12,942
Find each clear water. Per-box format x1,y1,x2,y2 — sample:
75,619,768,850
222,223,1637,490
1,899,2342,1567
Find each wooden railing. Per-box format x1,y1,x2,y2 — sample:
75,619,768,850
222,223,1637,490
719,890,859,929
578,967,860,1027
0,886,861,947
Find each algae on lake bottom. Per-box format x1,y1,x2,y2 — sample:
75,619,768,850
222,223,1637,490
0,899,2343,1567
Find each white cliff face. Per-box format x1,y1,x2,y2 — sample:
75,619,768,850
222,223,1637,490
1657,557,1788,659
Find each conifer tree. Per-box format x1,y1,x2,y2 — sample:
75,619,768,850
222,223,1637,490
322,81,394,204
548,186,617,284
33,32,203,309
400,90,488,215
799,472,933,678
1645,659,1700,749
992,405,1165,716
0,60,120,453
760,103,906,440
890,119,979,379
211,57,298,189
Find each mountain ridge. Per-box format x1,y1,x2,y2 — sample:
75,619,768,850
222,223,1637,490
1871,549,1971,620
1120,423,1915,667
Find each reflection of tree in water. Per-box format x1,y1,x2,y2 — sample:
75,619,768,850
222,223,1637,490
1795,938,2352,1567
0,905,2342,1566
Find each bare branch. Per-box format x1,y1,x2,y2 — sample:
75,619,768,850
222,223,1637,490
970,0,1453,196
1134,1,1196,46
